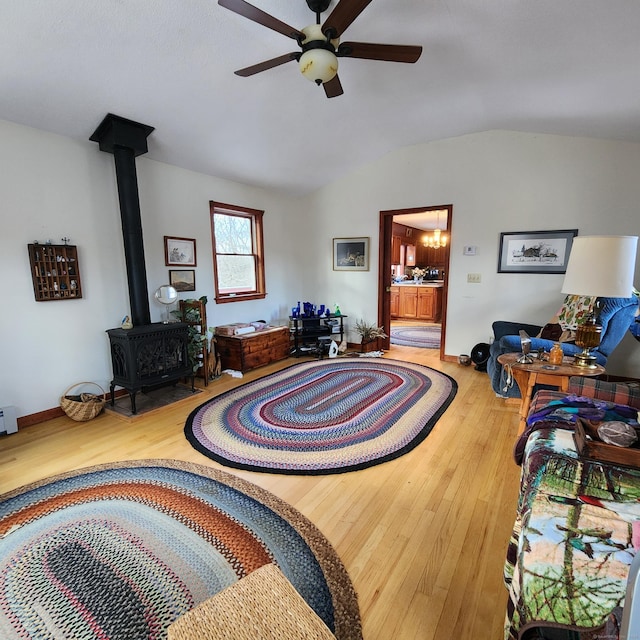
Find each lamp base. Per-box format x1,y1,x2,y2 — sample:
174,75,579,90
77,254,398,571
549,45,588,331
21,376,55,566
573,316,602,369
573,350,598,368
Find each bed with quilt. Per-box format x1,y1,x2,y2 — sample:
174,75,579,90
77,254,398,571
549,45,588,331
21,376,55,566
505,378,640,640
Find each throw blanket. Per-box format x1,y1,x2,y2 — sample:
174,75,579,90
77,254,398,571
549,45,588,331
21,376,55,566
505,427,640,639
527,395,638,425
514,395,639,465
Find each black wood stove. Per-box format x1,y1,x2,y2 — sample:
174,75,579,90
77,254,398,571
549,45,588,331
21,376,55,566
106,324,192,414
91,114,193,414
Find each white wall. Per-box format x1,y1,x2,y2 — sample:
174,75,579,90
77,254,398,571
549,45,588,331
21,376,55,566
0,119,307,417
2,121,639,419
302,130,640,375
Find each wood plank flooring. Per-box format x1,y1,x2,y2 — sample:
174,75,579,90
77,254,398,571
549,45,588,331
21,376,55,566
0,346,521,639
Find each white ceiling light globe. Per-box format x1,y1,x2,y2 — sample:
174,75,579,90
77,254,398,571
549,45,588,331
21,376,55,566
299,48,339,84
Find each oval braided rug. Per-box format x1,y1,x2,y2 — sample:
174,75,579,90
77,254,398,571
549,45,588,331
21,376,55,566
185,358,457,475
390,325,441,348
0,460,361,640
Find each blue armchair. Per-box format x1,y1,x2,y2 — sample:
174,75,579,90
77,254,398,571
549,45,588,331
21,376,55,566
487,296,639,398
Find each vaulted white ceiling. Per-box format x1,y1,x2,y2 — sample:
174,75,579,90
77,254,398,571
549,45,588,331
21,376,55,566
2,1,640,197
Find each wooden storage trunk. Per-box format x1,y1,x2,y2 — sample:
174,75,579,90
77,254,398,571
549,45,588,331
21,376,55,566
215,326,290,373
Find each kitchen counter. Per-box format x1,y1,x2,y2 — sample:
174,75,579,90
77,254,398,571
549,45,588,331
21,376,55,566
393,281,444,287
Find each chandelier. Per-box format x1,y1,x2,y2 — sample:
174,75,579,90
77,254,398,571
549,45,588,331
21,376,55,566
422,211,447,249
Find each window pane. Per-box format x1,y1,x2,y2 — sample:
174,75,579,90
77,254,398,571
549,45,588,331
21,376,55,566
213,213,252,254
216,254,256,292
210,201,265,303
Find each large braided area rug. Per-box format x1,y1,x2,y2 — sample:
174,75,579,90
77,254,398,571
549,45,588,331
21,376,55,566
185,358,457,475
390,325,441,348
0,460,361,640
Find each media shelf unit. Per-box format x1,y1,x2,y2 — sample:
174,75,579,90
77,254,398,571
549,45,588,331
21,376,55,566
289,314,346,356
28,243,82,301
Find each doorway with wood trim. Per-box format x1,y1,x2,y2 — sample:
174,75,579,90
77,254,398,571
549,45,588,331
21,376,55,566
377,205,452,360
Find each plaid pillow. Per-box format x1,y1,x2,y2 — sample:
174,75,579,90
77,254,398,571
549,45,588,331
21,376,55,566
529,390,566,416
567,377,640,409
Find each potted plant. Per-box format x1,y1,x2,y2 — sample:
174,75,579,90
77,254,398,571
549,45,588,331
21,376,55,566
354,319,388,352
171,296,209,373
412,267,427,283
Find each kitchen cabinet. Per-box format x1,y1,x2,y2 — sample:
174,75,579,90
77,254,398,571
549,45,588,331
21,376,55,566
418,287,443,322
404,243,416,267
420,245,449,269
391,236,402,264
393,285,443,322
398,286,418,318
412,243,450,270
390,286,400,317
416,242,429,267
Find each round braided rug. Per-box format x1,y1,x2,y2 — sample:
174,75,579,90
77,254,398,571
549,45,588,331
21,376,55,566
185,358,457,475
0,460,361,640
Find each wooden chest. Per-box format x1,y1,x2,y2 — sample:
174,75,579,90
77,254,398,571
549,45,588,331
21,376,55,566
214,326,290,373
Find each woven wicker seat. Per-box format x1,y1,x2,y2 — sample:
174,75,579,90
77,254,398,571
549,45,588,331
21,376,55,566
168,563,336,640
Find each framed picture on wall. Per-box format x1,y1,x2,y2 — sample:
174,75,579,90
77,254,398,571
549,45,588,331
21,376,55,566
164,236,197,266
498,229,578,274
169,269,196,292
333,237,370,271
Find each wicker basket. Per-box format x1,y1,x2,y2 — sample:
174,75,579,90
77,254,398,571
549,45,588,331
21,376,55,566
60,382,106,421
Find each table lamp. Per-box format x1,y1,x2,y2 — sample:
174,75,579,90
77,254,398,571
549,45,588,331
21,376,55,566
561,235,638,367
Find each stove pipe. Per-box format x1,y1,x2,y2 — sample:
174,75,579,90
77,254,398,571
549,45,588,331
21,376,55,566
90,114,155,327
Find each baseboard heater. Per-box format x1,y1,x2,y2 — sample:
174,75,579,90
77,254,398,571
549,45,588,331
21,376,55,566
0,405,18,435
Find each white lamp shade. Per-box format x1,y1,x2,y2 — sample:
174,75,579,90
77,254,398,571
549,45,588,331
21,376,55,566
561,235,638,298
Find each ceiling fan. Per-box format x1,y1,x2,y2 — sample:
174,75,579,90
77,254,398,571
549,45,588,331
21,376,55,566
218,0,423,98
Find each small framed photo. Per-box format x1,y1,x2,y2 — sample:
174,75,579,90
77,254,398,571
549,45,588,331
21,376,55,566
164,236,197,266
498,229,578,274
333,237,370,271
169,269,196,292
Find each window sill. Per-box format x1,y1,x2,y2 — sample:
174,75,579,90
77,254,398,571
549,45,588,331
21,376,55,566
215,293,267,304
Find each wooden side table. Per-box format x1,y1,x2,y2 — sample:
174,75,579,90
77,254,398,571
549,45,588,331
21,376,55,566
497,353,605,435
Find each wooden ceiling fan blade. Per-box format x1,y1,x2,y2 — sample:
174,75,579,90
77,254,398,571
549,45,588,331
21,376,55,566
218,0,304,40
337,42,422,63
322,0,373,38
235,53,299,77
323,75,344,98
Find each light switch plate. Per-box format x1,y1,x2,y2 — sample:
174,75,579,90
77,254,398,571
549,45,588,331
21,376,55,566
463,245,477,255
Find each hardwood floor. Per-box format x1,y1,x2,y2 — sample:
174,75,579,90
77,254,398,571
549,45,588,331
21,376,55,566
0,346,521,639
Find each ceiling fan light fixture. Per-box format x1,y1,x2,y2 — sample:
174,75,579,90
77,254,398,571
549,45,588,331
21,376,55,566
218,0,423,97
299,24,339,84
299,47,339,84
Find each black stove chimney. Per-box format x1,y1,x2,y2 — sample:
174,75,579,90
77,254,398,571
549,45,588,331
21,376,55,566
90,114,155,327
